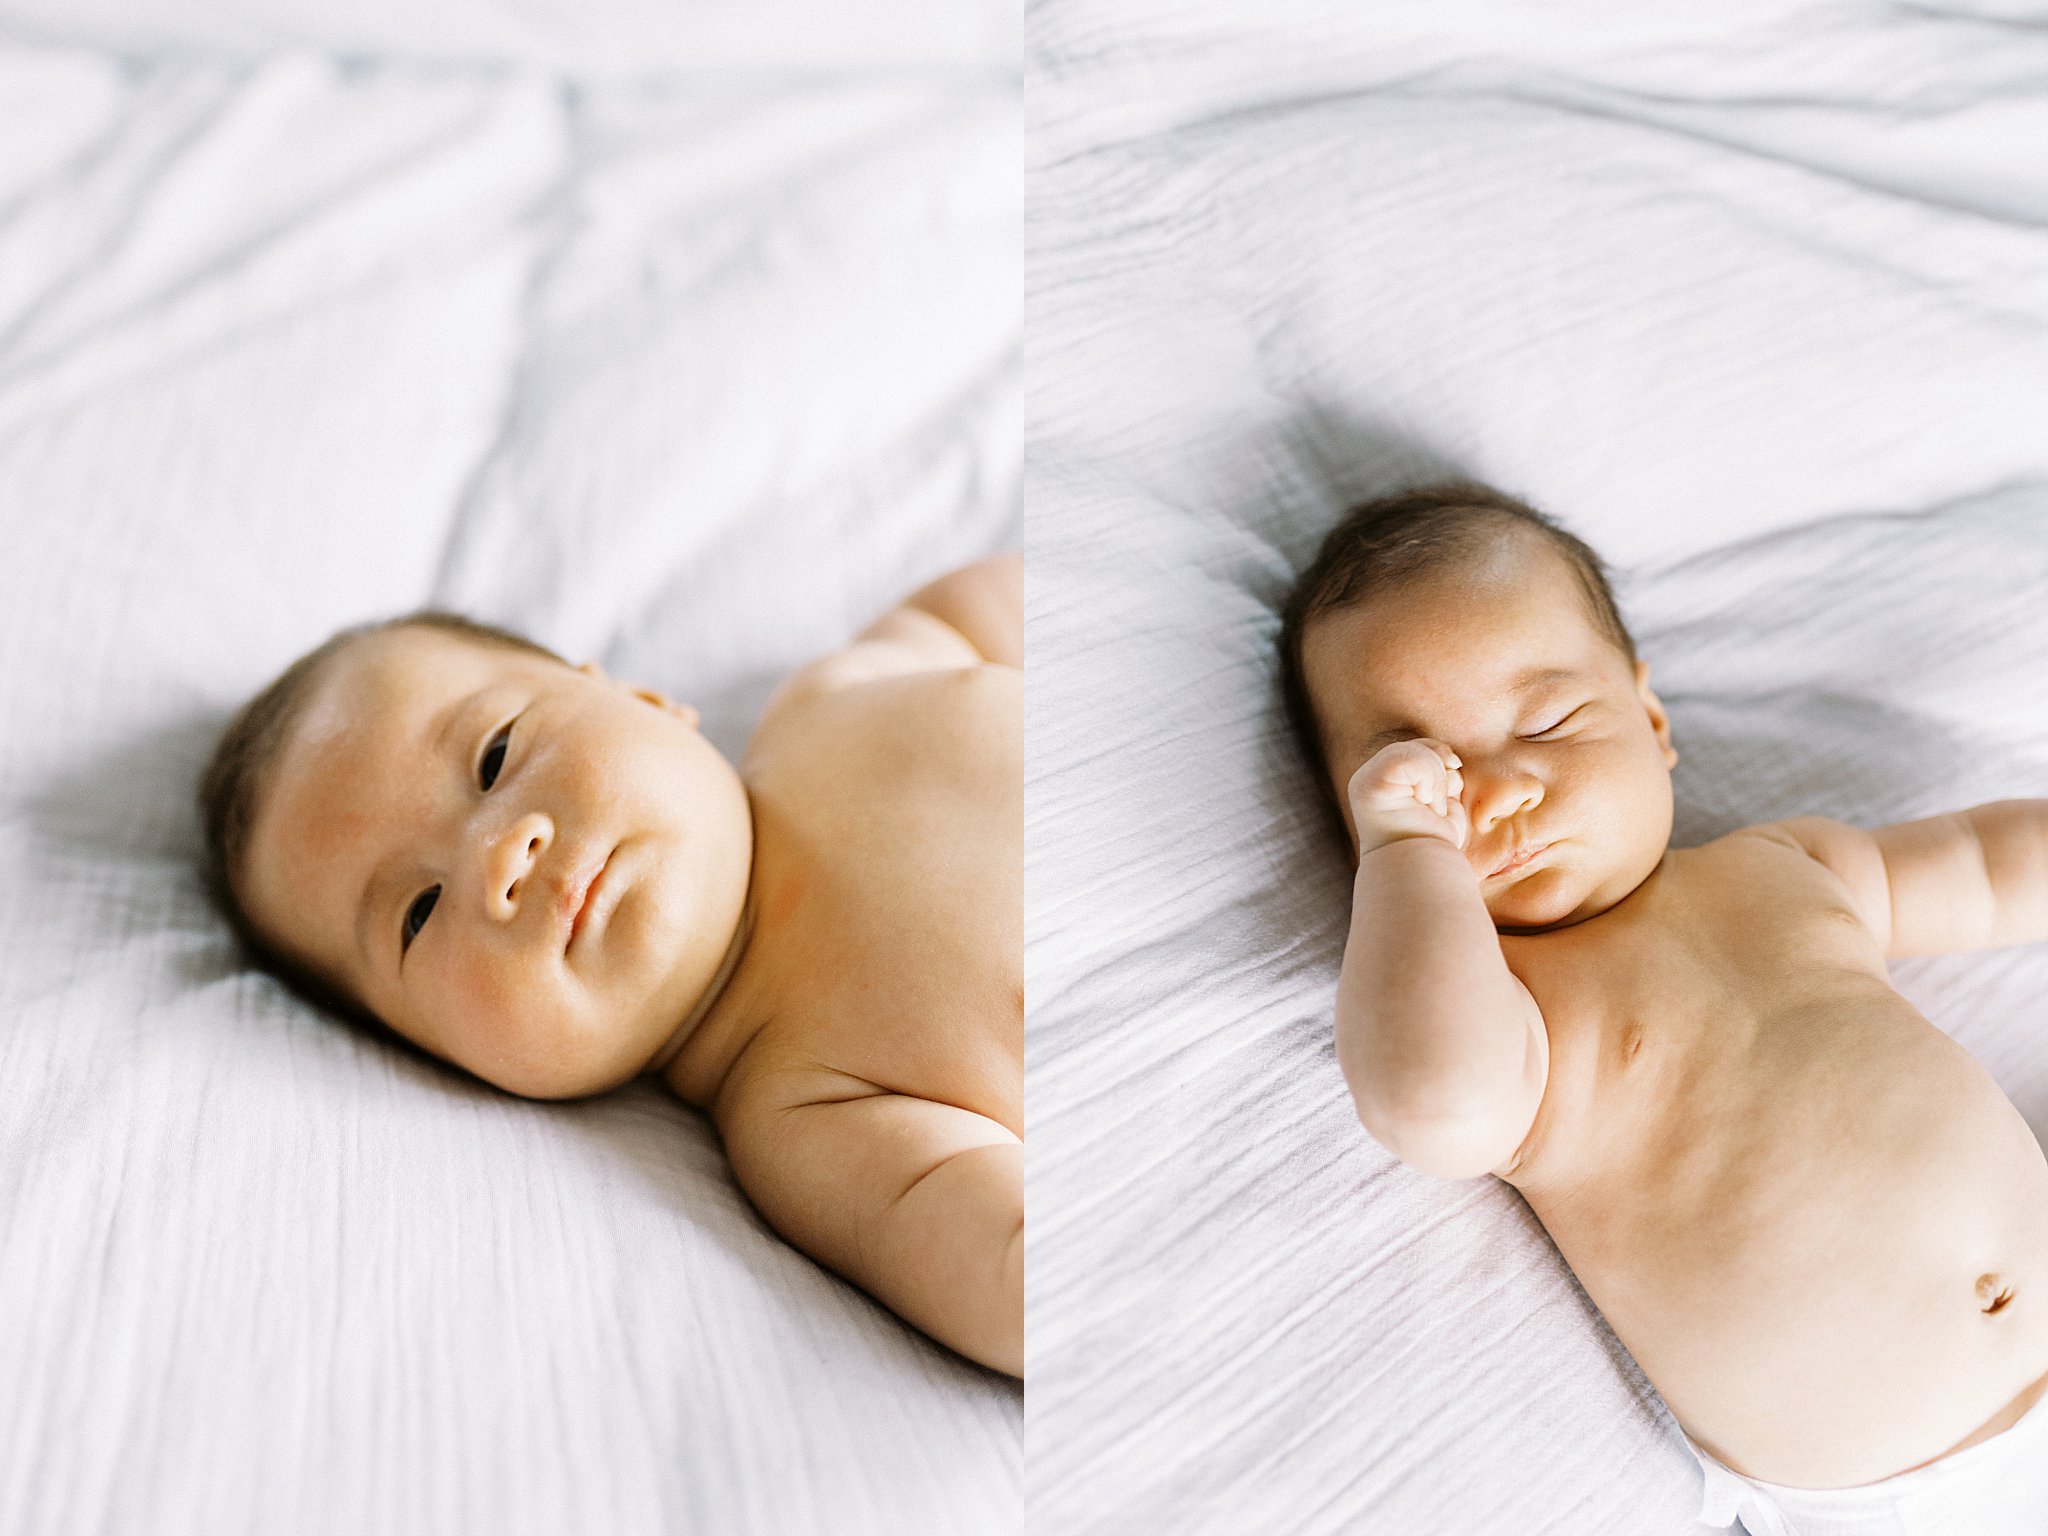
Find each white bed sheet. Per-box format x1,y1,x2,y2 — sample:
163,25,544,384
0,28,1020,1536
1025,2,2048,1531
0,0,1018,75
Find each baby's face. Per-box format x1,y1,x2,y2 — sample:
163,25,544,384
240,627,753,1098
1300,534,1677,931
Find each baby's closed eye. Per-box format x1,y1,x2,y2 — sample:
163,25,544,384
1520,702,1589,740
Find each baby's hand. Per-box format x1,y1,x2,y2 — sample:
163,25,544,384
1348,739,1470,857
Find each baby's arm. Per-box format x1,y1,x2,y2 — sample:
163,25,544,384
1785,802,2048,958
721,1084,1023,1376
1337,740,1548,1180
857,553,1023,670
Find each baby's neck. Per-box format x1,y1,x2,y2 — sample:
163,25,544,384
645,900,757,1104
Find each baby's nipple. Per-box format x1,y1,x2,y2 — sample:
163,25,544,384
1976,1272,2015,1315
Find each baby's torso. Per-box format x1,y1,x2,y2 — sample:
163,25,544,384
711,661,1022,1135
1501,828,2048,1488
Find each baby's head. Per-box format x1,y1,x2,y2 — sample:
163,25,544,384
200,614,753,1098
1278,483,1677,931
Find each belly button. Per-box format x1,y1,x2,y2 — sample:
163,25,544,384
1977,1273,2016,1315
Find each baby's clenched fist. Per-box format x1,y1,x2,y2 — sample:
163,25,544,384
1348,738,1470,857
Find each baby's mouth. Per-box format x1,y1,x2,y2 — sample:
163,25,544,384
1486,841,1551,880
564,847,615,951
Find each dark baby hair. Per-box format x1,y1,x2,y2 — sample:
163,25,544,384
1275,481,1636,830
197,610,565,1025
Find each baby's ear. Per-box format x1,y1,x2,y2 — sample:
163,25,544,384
1634,659,1679,769
635,687,700,728
578,660,700,727
634,688,700,729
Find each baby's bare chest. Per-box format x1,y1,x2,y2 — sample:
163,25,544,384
1504,835,1956,1188
735,668,1023,1128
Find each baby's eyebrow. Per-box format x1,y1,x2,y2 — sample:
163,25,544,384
353,864,387,979
1510,665,1580,694
429,688,480,761
1355,726,1418,759
1350,668,1581,756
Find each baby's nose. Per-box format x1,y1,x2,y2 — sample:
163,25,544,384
485,813,554,921
1468,770,1543,834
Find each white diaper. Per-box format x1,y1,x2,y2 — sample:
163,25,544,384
1687,1389,2048,1536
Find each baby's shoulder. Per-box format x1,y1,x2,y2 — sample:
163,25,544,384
1718,815,1884,884
1690,815,1892,941
781,605,989,701
752,638,1017,764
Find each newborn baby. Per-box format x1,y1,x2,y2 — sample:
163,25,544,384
200,556,1022,1377
1277,486,2048,1530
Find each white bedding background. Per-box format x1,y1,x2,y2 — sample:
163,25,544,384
0,12,1020,1535
1026,2,2048,1532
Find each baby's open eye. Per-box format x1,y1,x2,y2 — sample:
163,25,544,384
478,722,512,790
402,886,440,952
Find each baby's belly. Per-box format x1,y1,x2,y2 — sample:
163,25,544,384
1529,989,2048,1489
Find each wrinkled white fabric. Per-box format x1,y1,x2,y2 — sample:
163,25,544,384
0,0,1016,73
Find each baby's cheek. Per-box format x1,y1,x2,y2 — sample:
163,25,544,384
449,952,622,1097
429,948,534,1056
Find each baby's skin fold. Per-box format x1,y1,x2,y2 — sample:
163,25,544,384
1300,521,2048,1489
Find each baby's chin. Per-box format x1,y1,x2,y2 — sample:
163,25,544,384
1489,848,1663,934
1486,863,1609,934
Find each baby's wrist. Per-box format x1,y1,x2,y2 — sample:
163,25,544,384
1355,824,1462,860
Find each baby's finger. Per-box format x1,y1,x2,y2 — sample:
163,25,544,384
1413,764,1447,815
1385,747,1441,795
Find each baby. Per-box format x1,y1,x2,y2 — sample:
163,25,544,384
1277,486,2048,1530
199,556,1022,1377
